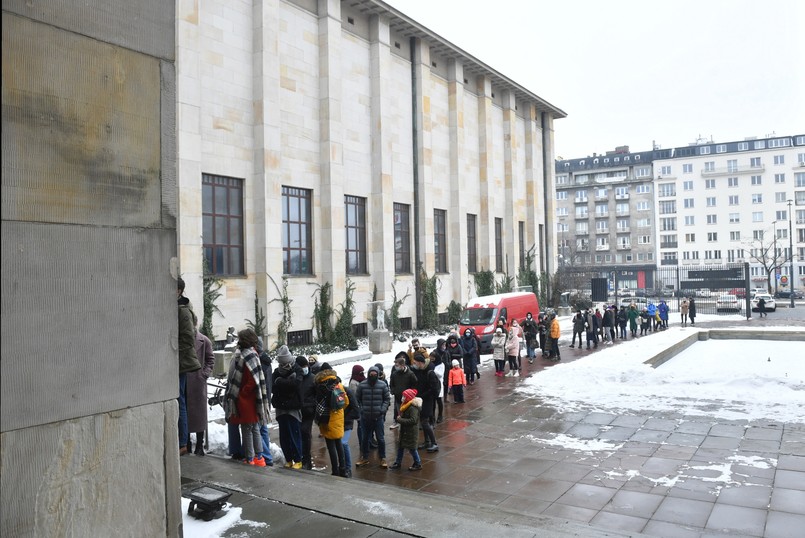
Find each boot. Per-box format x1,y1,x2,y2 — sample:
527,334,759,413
194,432,205,456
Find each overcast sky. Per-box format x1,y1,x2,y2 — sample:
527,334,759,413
384,0,805,160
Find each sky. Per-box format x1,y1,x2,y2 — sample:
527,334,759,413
191,319,804,535
382,0,805,160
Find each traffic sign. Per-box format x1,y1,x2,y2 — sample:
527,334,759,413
781,275,789,285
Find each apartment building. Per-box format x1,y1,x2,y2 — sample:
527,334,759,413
554,147,669,289
555,134,805,292
176,0,565,343
653,134,805,289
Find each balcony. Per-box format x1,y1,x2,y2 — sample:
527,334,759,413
595,212,609,218
577,245,589,252
617,244,631,250
575,198,589,204
701,164,764,177
616,226,631,233
660,242,679,249
595,245,610,251
615,193,630,200
596,228,609,234
660,259,679,266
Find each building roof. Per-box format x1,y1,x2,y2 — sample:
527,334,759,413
350,0,567,118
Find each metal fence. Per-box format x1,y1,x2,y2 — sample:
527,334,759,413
558,262,752,316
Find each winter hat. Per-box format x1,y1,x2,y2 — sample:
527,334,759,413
276,345,293,366
374,363,384,373
368,366,380,377
320,362,331,371
495,328,503,334
402,388,418,403
351,364,366,382
296,356,309,368
452,359,459,367
413,353,427,364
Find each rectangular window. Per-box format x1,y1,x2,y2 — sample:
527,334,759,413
683,163,693,174
637,217,651,227
708,232,718,242
203,174,245,276
754,141,766,150
799,153,805,165
752,212,763,223
466,214,477,273
660,217,677,231
636,166,651,178
699,146,711,155
750,157,761,167
639,235,651,244
616,202,629,215
704,161,715,172
775,173,785,184
596,220,608,233
727,159,738,172
738,142,749,151
556,207,569,217
775,192,787,203
576,206,589,218
728,177,739,187
616,218,629,230
797,172,805,187
556,175,568,185
705,179,716,189
728,195,739,205
595,187,608,199
716,144,727,153
281,185,312,275
574,222,588,235
730,231,741,241
751,175,762,185
774,155,785,165
556,191,568,200
635,184,651,194
729,213,740,223
495,217,503,272
658,183,676,197
596,237,609,250
685,233,695,243
595,203,609,216
345,195,367,274
659,200,676,214
434,209,447,273
575,190,588,202
707,214,717,225
685,215,695,226
615,186,629,197
706,197,716,207
394,203,411,274
684,198,695,208
769,139,790,148
660,165,672,175
636,201,650,211
683,180,694,191
752,193,763,204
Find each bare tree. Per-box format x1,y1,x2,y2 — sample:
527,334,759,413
743,231,790,293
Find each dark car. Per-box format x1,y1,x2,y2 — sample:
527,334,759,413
775,290,805,300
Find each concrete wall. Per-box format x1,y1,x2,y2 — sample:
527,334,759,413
1,1,181,536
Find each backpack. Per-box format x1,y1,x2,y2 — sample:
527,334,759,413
330,384,347,410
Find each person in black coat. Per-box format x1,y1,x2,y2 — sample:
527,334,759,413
459,329,479,384
271,346,303,468
341,386,361,477
411,353,440,452
297,356,317,470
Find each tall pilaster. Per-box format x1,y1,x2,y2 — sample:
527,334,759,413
447,59,466,301
252,0,283,328
318,0,345,295
541,112,557,276
476,76,493,264
412,38,433,276
502,90,518,277
369,14,394,302
523,103,543,269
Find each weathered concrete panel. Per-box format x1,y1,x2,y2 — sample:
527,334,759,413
0,403,179,538
1,222,177,432
2,0,174,61
2,13,163,228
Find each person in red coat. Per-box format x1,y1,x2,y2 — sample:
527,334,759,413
224,329,271,467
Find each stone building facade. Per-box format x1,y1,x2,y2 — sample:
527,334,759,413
177,0,565,343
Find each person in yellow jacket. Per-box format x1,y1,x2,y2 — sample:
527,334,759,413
548,312,561,362
314,364,349,477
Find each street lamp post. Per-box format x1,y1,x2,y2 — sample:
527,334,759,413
789,200,795,308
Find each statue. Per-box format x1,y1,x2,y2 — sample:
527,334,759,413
375,308,386,331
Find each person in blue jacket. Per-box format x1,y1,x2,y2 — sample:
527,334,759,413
647,302,657,332
658,300,669,330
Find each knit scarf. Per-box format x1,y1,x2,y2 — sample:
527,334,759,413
399,399,413,413
225,347,272,425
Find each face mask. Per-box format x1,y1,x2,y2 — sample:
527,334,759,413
368,375,378,385
302,367,309,376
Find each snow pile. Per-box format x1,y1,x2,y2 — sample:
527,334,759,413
519,327,805,422
181,498,270,537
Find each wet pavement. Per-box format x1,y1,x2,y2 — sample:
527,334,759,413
182,316,805,537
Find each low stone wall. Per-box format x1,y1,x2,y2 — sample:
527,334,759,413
645,329,805,368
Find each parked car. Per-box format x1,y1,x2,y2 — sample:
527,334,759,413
730,288,747,299
751,294,776,312
620,297,648,308
774,290,805,300
697,289,712,298
617,288,632,298
716,294,740,312
750,288,767,298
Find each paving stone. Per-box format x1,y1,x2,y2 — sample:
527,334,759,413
590,511,648,533
769,487,805,515
665,432,706,447
630,429,670,443
775,469,805,490
709,424,747,438
740,438,782,452
700,435,741,450
674,420,713,435
716,484,772,509
744,426,784,441
642,519,703,537
764,511,805,538
601,489,665,519
610,415,647,428
515,477,575,502
581,412,617,425
555,483,617,511
541,502,598,523
777,454,805,472
705,503,767,536
643,418,678,431
653,496,714,527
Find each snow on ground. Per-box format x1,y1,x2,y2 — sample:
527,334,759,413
518,324,805,423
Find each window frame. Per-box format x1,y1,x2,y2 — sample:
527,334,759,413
344,195,367,274
281,185,313,275
434,209,448,273
202,173,245,276
394,202,411,274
